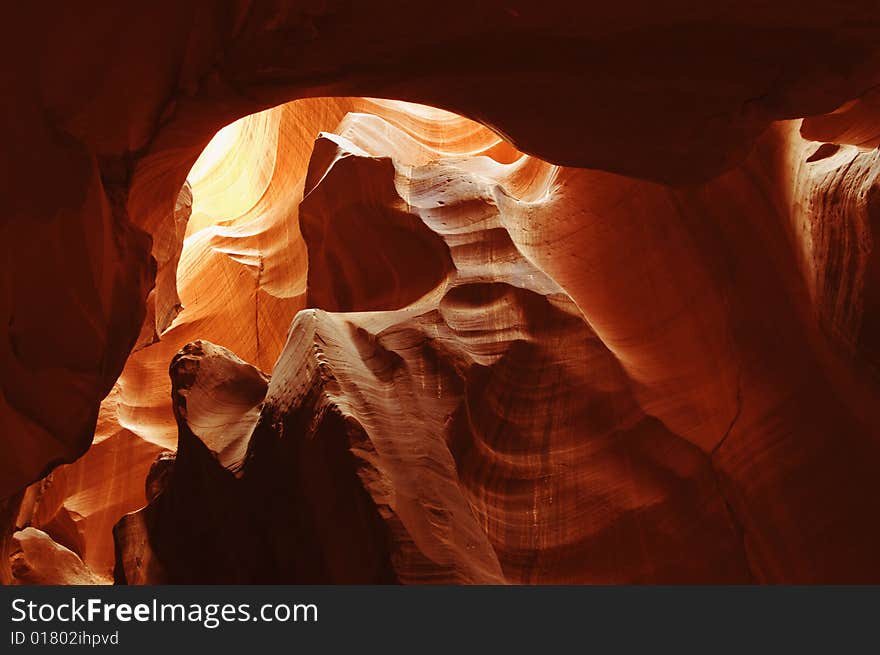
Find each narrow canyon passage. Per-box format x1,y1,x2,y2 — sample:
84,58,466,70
7,97,880,584
3,3,880,585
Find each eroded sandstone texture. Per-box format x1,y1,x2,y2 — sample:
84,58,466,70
3,2,880,584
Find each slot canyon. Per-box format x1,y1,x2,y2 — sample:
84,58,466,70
2,2,880,584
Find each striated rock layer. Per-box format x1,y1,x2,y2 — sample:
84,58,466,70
116,107,880,584
3,2,880,584
4,0,880,503
16,100,518,581
116,117,748,583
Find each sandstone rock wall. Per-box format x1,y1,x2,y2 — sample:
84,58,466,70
3,2,880,584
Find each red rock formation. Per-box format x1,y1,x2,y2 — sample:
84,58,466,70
115,108,880,583
115,120,750,582
3,2,880,584
10,528,102,586
802,87,880,150
22,100,517,580
3,1,879,497
505,123,880,581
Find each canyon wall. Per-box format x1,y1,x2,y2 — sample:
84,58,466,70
2,2,880,583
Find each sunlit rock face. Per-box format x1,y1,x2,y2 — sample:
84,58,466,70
115,113,751,583
10,528,103,586
26,100,520,581
3,2,880,584
802,89,880,151
115,105,880,584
